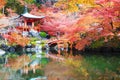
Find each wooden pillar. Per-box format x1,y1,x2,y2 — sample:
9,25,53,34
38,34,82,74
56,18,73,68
69,42,73,57
32,21,34,28
24,20,27,27
23,65,28,74
57,42,61,56
64,41,68,54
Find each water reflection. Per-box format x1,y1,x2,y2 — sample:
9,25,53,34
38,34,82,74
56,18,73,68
1,44,120,80
0,44,50,79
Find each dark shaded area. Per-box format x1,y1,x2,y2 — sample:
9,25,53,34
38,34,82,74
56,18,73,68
73,47,120,57
15,45,24,55
49,43,120,56
49,43,58,54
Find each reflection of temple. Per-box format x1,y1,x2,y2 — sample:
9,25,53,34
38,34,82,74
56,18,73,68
16,5,45,32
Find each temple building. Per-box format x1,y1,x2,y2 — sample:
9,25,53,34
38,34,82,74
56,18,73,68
16,5,45,32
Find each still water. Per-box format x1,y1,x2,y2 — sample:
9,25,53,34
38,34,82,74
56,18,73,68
0,46,120,80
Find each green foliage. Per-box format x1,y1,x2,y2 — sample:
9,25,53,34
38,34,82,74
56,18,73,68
5,0,24,15
22,69,44,80
41,57,49,65
30,37,38,45
39,32,47,38
89,36,120,49
31,54,36,60
63,55,120,80
30,53,49,65
84,55,120,72
40,40,46,47
7,53,19,59
83,55,120,80
90,38,104,48
106,36,120,48
24,0,41,8
24,0,35,4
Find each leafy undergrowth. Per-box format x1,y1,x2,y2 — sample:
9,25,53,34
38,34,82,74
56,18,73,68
43,55,120,80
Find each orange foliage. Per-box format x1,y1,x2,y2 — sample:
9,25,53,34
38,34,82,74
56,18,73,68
75,39,90,50
0,0,6,9
7,54,31,70
7,32,30,47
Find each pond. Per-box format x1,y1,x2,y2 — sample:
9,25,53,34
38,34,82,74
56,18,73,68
0,47,120,80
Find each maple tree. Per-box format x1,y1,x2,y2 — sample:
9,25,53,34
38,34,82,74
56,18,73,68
41,0,120,50
3,32,30,47
89,0,120,41
39,8,92,50
36,0,94,50
75,0,120,50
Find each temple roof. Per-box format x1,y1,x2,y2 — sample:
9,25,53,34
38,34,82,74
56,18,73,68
21,12,45,19
20,5,45,19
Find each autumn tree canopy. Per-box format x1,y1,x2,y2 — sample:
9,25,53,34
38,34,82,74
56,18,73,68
1,0,120,50
40,0,120,50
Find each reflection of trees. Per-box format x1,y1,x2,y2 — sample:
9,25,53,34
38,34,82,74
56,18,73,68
7,54,31,70
0,67,24,80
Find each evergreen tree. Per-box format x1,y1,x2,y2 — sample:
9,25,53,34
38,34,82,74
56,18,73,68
4,0,24,15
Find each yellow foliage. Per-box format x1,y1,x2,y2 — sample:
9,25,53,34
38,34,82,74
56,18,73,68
0,13,3,18
54,0,95,13
64,58,89,77
65,58,81,67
